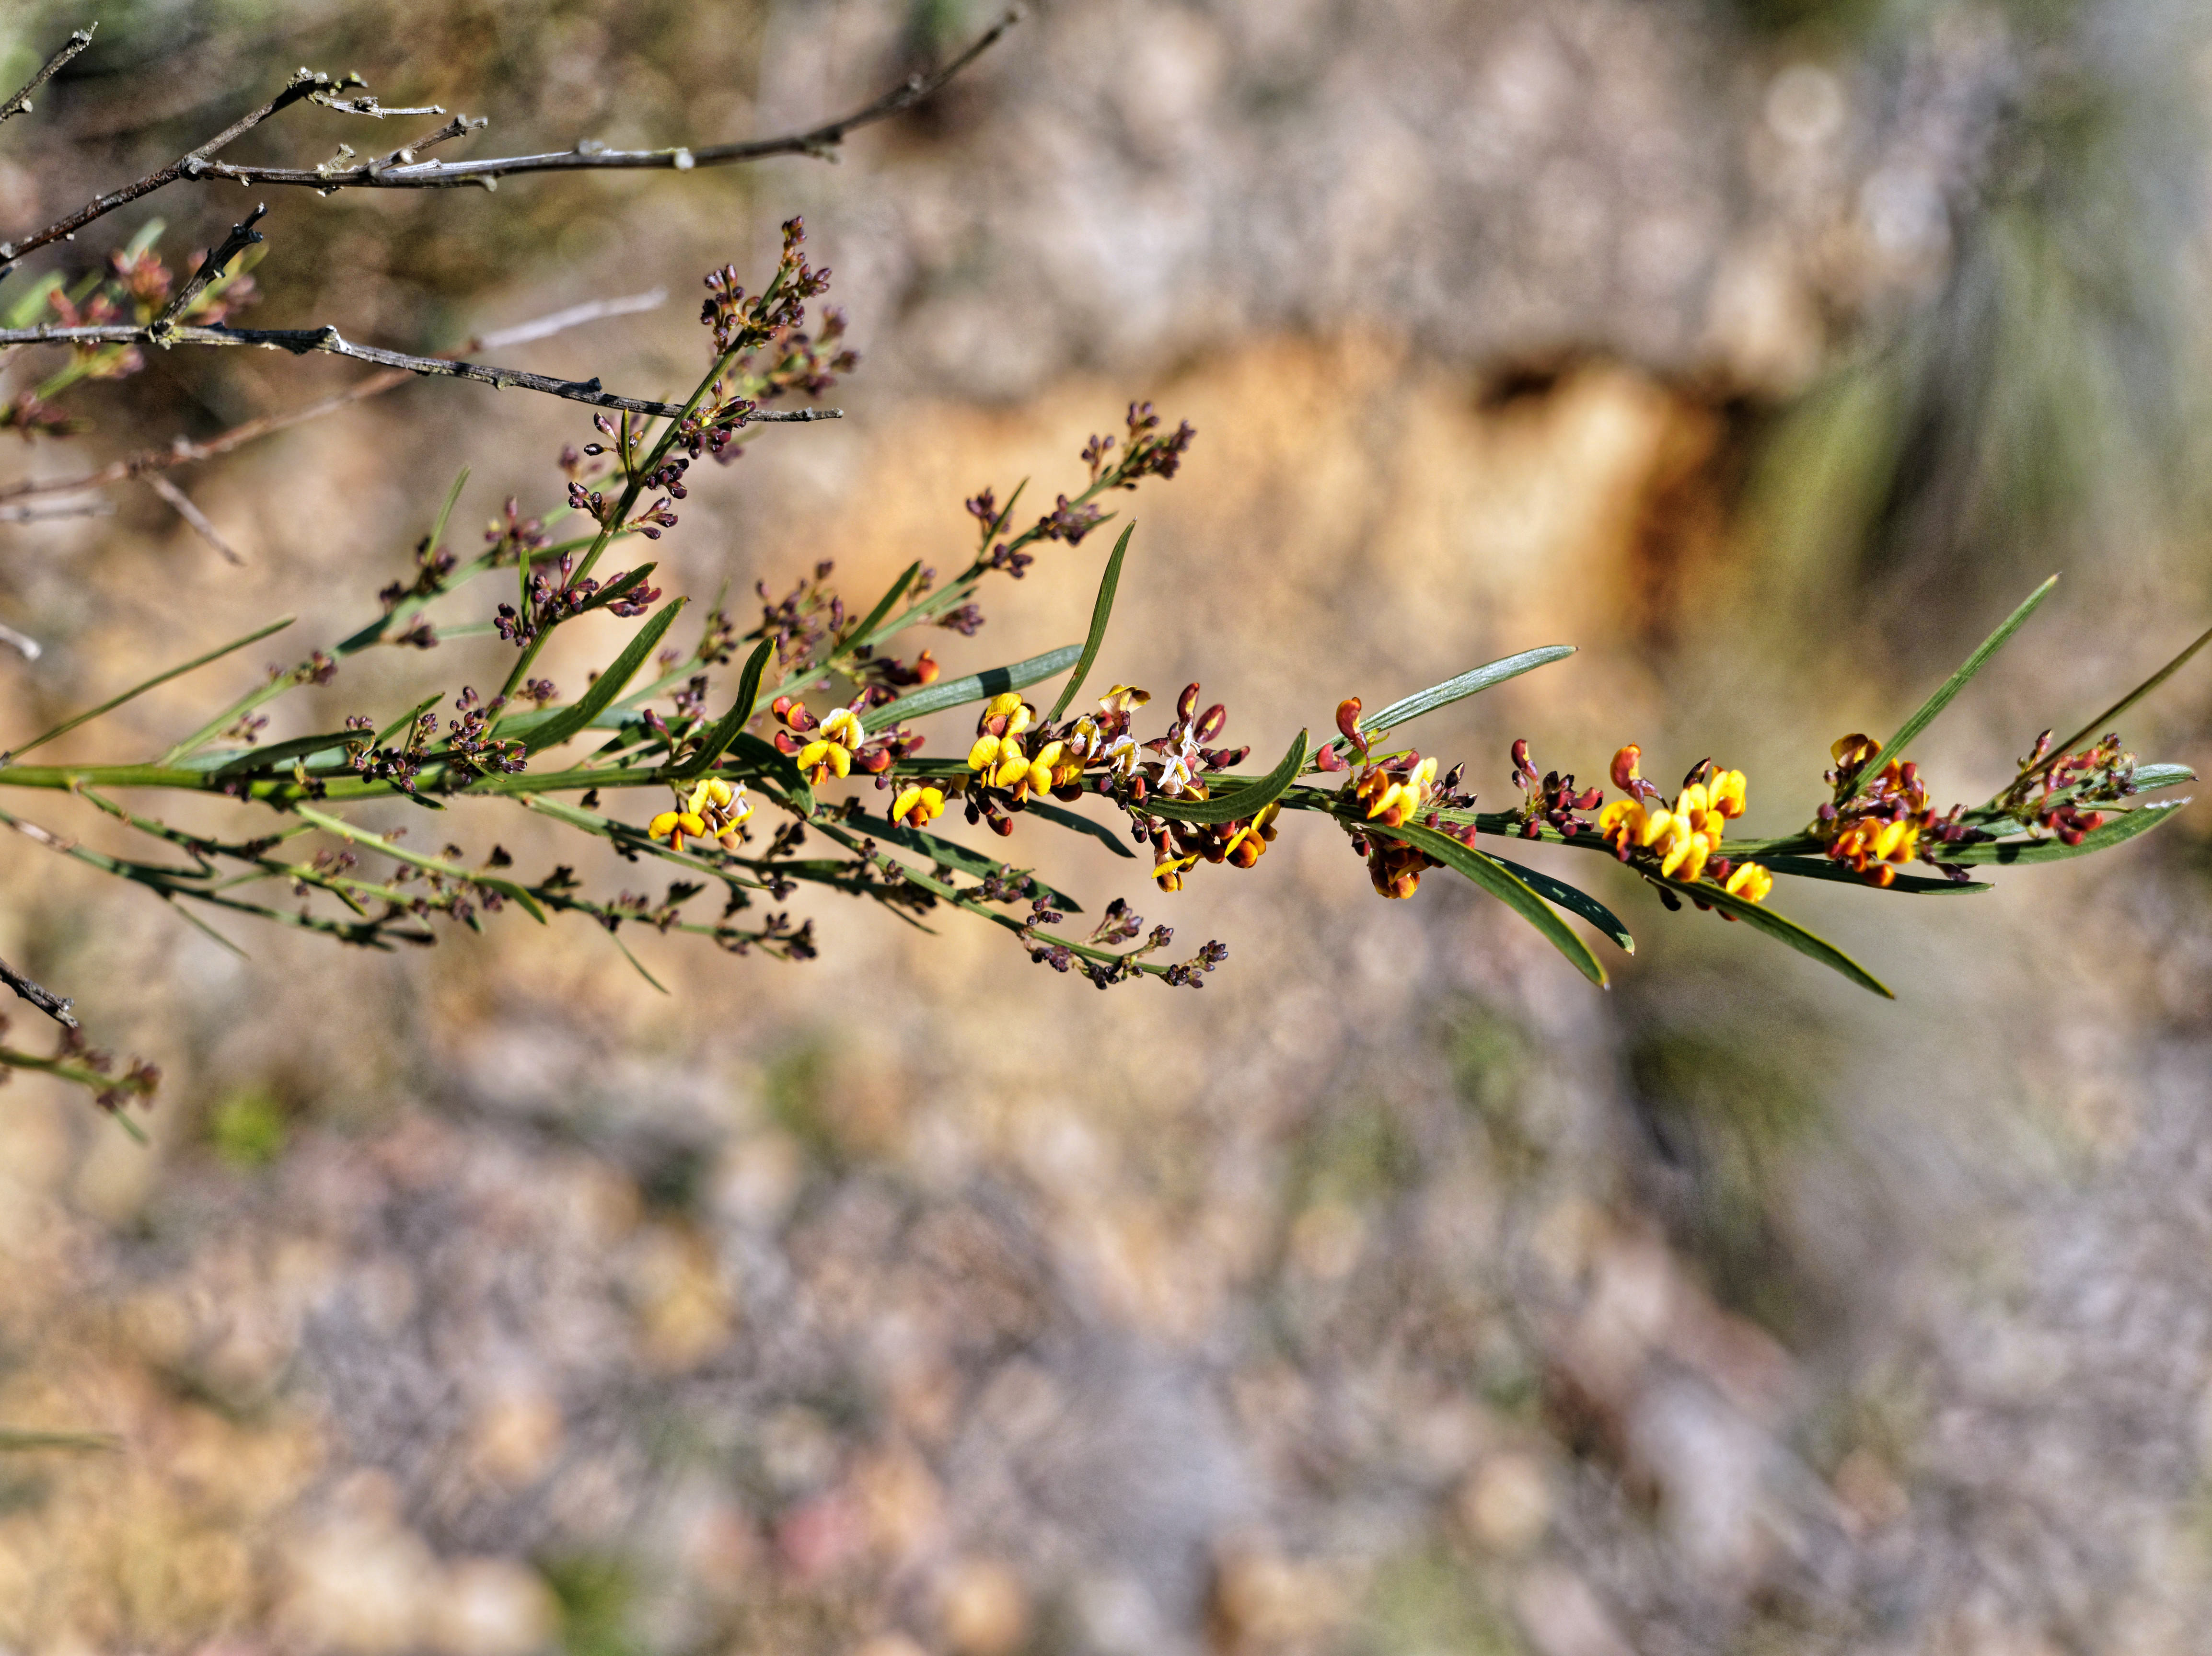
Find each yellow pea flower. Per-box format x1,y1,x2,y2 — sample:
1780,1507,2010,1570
1708,769,1747,818
891,783,946,828
1724,862,1773,902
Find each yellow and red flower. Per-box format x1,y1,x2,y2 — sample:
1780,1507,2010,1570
649,775,753,853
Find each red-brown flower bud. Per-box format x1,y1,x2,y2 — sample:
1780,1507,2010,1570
1610,744,1641,793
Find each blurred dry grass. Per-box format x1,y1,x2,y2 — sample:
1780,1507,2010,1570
4,2,2212,1654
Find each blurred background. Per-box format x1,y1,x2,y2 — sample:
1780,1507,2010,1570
3,0,2212,1652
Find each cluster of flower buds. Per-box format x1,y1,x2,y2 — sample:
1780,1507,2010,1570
637,455,689,500
0,1016,162,1114
1815,735,1984,884
700,218,833,354
0,390,83,438
751,304,857,404
379,534,459,612
755,561,844,671
2003,730,2138,844
1105,402,1197,487
483,496,550,566
1136,683,1250,801
495,557,660,646
1033,495,1104,548
1509,739,1600,838
850,646,940,702
673,391,755,463
648,777,754,854
772,697,921,787
343,708,435,794
1598,746,1769,901
441,687,528,779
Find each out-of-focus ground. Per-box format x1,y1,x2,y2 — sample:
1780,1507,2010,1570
3,2,2212,1653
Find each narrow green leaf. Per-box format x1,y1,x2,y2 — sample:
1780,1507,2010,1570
1945,800,2189,865
846,561,922,651
1745,855,1991,893
723,730,814,816
672,637,773,780
1855,575,2058,785
859,644,1081,734
8,616,295,759
1022,798,1137,858
1142,730,1311,826
520,599,687,753
1355,646,1577,741
210,731,363,779
844,812,1083,912
1046,523,1133,724
1485,853,1635,952
427,466,469,558
611,932,670,993
1660,875,1895,998
0,1429,119,1453
375,692,445,749
1377,820,1607,987
2131,763,2197,793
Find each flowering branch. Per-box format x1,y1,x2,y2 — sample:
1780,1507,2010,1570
0,19,2198,1132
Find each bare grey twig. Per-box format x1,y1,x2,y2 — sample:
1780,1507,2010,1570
0,319,841,422
0,619,42,658
0,499,113,522
151,203,266,332
145,473,243,564
0,287,670,508
0,12,1017,270
0,66,387,272
0,25,95,125
473,287,667,351
0,956,78,1028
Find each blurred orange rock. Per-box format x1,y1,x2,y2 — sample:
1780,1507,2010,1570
938,1558,1030,1656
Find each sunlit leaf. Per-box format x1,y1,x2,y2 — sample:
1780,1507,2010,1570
1353,646,1576,743
1022,798,1137,858
1854,575,2057,783
859,644,1081,734
9,616,295,759
1046,523,1133,724
1658,875,1895,998
1747,855,1991,893
1377,820,1607,987
1945,800,2189,864
519,598,687,753
2130,763,2197,793
1484,852,1635,951
1142,730,1310,826
672,637,773,779
847,560,922,650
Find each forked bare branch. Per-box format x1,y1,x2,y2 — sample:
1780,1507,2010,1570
0,287,669,508
0,25,96,126
0,12,1019,275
